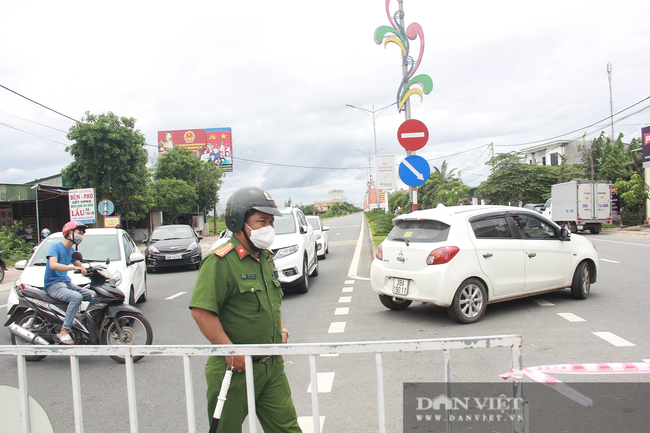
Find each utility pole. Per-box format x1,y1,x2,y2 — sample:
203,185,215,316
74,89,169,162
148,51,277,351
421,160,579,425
607,62,614,141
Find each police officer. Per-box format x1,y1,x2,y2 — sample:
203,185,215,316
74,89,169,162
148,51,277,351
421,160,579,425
190,187,302,432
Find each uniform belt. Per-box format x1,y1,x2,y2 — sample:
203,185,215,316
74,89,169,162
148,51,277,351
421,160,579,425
252,356,272,363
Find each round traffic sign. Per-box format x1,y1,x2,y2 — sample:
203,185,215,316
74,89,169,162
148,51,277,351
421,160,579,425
397,119,429,151
97,199,115,216
399,155,430,187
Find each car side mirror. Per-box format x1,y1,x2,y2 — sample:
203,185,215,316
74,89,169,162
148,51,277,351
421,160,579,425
129,252,145,264
15,260,27,270
323,226,330,231
560,228,571,241
143,238,149,244
197,235,204,242
300,225,307,234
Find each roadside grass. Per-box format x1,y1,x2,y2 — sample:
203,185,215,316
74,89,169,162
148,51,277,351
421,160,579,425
365,210,395,249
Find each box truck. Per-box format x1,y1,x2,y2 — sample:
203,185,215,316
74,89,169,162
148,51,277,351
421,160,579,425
541,180,612,234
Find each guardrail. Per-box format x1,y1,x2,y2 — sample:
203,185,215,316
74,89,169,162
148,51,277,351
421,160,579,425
1,335,524,433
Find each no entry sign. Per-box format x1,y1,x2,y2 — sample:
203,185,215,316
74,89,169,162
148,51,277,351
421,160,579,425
397,119,429,151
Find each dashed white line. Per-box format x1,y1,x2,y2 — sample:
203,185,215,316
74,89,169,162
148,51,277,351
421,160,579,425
593,332,635,347
533,299,555,307
298,416,325,433
307,372,335,393
338,296,352,303
557,313,586,322
165,291,187,300
344,280,354,285
334,307,349,315
342,287,353,293
328,322,346,333
600,259,620,263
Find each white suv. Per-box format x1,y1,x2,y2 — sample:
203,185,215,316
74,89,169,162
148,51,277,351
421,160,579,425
271,207,318,293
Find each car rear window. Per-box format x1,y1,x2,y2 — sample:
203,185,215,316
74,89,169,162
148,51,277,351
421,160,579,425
274,214,296,235
387,220,450,243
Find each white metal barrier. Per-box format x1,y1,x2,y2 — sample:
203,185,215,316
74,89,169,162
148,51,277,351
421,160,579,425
0,335,524,433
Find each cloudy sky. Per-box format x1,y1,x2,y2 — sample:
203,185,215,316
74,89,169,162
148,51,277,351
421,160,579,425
2,0,649,209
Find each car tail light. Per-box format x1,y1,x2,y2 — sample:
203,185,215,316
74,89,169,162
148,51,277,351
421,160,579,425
376,244,383,261
426,246,460,265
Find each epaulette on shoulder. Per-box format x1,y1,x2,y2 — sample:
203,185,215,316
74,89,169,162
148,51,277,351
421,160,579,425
213,243,234,257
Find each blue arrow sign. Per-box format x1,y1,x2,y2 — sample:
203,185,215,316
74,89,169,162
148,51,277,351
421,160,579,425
97,199,115,216
399,155,430,187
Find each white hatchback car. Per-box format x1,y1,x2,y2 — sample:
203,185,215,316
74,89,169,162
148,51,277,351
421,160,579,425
306,215,329,259
271,208,318,293
370,205,598,323
6,228,147,315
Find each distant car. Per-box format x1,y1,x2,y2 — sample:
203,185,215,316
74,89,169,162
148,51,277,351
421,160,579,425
271,207,318,293
306,216,329,259
523,203,544,214
6,228,147,315
370,205,598,324
145,225,203,272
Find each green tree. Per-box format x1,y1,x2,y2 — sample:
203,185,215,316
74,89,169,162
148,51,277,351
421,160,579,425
388,190,409,213
613,174,649,226
300,204,315,215
330,202,341,216
434,181,471,206
284,198,293,207
477,152,558,205
63,111,151,220
153,148,224,216
150,179,198,224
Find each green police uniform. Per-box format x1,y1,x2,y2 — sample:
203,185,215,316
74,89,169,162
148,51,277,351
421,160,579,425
189,236,302,433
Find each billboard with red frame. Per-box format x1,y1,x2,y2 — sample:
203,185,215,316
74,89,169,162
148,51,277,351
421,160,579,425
157,127,233,172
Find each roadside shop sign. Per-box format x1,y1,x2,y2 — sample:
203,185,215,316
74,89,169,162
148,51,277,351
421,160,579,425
374,154,397,190
68,188,96,224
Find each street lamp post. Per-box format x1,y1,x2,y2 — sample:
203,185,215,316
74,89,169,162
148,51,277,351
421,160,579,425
346,102,396,210
30,183,40,244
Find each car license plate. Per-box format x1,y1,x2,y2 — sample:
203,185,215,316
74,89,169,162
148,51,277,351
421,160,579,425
166,254,182,260
392,278,409,296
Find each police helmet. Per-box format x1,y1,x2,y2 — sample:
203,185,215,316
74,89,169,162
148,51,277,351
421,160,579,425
224,187,282,232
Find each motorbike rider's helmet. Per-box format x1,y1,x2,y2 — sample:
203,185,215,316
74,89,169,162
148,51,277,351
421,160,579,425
62,221,87,240
224,187,282,232
41,228,50,238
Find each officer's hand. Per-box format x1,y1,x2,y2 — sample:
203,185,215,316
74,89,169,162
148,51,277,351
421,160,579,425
229,355,246,373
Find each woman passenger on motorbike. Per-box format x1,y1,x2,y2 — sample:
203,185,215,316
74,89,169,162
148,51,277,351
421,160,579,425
44,221,94,344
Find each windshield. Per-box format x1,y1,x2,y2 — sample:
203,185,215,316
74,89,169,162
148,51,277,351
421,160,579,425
30,234,121,265
387,220,450,244
151,226,195,241
306,217,320,230
274,214,296,235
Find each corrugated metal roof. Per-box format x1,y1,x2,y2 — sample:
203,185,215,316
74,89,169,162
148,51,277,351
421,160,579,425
0,184,36,202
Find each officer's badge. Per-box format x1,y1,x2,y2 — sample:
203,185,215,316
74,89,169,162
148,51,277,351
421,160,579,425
213,243,234,257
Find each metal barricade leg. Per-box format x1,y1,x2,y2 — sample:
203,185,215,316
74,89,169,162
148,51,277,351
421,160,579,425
245,355,257,433
443,349,452,433
70,355,84,433
375,352,386,433
124,354,139,433
183,354,196,433
309,354,321,433
17,355,31,433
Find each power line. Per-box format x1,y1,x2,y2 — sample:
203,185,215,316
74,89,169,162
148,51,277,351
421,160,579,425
0,122,71,146
234,156,365,170
0,84,79,122
0,110,69,133
495,95,650,148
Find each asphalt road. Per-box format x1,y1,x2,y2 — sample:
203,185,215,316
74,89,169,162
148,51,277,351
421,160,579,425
1,214,649,432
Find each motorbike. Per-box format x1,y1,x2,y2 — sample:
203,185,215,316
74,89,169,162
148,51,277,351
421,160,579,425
4,252,153,363
0,250,6,284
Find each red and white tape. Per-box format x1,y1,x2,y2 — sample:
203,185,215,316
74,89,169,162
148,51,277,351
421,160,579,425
501,362,650,407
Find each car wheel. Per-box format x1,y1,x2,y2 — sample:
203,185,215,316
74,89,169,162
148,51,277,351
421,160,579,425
311,248,319,277
571,262,590,299
379,295,412,310
294,257,309,294
447,278,487,324
325,244,329,254
138,276,148,303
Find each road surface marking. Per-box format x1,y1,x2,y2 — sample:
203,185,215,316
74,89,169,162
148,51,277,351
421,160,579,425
591,239,650,247
0,303,6,309
344,280,354,285
342,287,353,293
165,292,187,300
600,258,620,263
558,313,586,322
329,240,358,246
297,416,325,433
533,299,554,307
307,372,335,393
335,307,349,315
328,322,346,333
338,296,352,303
348,215,370,281
593,332,635,347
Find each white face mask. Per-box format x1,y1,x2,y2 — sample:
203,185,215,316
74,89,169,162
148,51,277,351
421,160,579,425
246,224,275,250
73,234,84,245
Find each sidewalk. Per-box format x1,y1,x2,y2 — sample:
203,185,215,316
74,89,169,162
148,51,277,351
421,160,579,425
0,235,222,293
